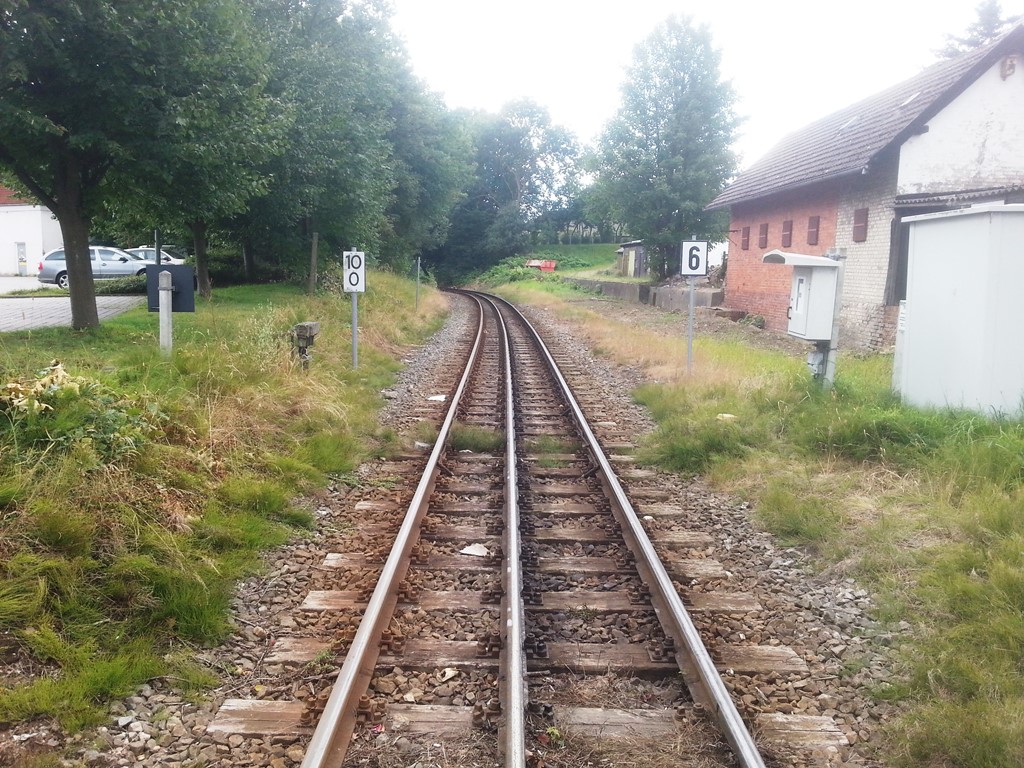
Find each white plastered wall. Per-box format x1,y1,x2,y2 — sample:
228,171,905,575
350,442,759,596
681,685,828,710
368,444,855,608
899,54,1024,194
0,205,62,275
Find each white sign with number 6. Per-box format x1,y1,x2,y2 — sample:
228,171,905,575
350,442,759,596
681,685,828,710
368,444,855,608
343,250,366,293
680,240,708,277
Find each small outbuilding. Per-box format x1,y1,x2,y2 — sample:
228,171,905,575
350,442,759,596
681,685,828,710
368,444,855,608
615,240,647,278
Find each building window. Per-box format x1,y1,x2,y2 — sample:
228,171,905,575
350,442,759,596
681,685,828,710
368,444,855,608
741,226,750,250
781,220,793,248
853,208,869,242
807,215,820,245
758,223,768,249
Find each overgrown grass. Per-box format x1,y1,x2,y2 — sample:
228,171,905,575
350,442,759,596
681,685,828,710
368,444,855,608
646,369,1024,764
526,243,618,273
522,435,578,467
449,422,504,453
0,269,449,730
471,244,620,288
496,287,1024,766
523,435,578,455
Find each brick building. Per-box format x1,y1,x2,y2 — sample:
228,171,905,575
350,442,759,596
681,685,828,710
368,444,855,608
707,25,1024,350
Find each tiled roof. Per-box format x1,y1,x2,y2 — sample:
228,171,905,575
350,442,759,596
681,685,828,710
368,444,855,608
896,183,1024,207
707,25,1024,210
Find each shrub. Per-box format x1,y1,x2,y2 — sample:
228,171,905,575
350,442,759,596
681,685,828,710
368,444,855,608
740,314,765,329
94,276,146,295
1,362,157,466
473,255,566,287
297,430,360,474
798,405,950,467
0,576,45,629
219,477,290,517
449,423,504,452
755,483,844,548
30,500,96,558
641,417,748,475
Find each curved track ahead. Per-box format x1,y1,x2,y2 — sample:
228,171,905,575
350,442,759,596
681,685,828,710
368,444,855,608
297,291,767,767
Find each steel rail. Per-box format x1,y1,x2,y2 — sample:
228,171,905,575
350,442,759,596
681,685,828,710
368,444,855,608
300,295,488,768
480,295,528,767
489,293,768,768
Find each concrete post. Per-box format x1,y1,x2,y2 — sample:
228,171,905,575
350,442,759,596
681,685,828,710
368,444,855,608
159,270,173,356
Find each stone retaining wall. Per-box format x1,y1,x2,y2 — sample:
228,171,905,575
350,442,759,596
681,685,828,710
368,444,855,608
567,278,724,311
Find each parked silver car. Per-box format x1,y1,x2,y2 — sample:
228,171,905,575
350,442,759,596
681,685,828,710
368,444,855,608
37,246,150,289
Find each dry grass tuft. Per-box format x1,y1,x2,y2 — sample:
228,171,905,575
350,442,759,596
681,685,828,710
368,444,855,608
545,673,681,709
540,714,736,768
344,730,497,767
499,285,800,391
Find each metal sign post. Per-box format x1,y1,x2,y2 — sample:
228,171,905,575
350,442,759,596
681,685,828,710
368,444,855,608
343,249,366,368
680,240,709,374
415,255,421,310
351,293,359,368
687,275,696,373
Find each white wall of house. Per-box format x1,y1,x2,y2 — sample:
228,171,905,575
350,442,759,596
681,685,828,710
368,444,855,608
898,54,1024,195
0,205,62,275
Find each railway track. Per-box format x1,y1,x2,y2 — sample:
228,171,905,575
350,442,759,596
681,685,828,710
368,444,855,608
209,291,851,767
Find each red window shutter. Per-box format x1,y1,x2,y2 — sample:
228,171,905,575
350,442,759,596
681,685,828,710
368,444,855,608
853,208,869,242
807,215,820,245
741,226,750,250
758,223,768,248
782,219,793,248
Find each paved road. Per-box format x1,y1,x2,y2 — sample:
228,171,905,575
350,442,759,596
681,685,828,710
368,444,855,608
0,275,45,294
0,276,145,332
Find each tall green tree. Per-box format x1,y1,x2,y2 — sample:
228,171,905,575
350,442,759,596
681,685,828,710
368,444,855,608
476,100,579,223
428,101,579,284
0,0,273,325
591,15,738,280
109,1,284,299
382,77,473,271
578,172,626,243
231,0,398,279
938,1,1021,58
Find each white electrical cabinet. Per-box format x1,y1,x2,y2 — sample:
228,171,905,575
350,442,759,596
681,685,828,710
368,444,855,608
788,263,839,340
762,250,841,341
895,204,1024,415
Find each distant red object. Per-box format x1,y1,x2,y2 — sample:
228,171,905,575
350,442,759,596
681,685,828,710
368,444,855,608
0,186,30,205
525,259,557,272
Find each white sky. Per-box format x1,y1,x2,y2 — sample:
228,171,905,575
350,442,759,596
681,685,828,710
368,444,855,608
390,0,1024,169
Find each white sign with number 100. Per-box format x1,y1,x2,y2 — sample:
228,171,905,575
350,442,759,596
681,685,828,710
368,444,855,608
343,250,366,293
680,240,709,277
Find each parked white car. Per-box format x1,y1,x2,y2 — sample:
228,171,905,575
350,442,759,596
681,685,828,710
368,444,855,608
125,247,186,266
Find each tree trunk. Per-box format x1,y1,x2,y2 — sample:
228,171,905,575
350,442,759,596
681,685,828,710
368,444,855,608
242,237,255,282
653,243,676,282
190,220,212,299
54,196,99,330
307,231,319,295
